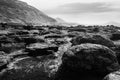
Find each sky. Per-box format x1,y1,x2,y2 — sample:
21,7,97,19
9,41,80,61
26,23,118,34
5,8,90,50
20,0,120,25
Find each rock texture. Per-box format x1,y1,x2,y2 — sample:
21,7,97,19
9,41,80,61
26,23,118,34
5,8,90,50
55,43,120,80
0,56,61,80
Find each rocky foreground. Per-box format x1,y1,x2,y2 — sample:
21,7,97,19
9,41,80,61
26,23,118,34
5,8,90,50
0,24,120,80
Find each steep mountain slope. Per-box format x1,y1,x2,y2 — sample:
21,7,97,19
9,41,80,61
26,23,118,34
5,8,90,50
0,0,57,25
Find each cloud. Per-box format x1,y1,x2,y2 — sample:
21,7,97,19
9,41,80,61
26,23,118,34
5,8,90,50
44,2,120,25
46,2,120,14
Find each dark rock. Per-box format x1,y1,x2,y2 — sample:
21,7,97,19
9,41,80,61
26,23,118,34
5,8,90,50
14,36,41,45
22,37,38,45
110,33,120,41
25,43,58,57
92,27,100,32
68,28,86,32
56,43,120,80
0,43,25,53
71,34,115,48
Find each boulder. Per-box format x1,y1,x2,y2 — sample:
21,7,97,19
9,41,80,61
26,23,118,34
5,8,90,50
56,43,120,80
71,34,115,48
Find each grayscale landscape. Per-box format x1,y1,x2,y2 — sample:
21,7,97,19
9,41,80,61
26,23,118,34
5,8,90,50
0,0,120,80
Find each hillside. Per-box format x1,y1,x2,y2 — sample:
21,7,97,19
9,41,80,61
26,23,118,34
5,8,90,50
0,0,57,25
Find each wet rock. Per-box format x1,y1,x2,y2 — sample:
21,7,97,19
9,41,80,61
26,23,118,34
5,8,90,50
56,43,120,80
71,34,115,48
104,71,120,80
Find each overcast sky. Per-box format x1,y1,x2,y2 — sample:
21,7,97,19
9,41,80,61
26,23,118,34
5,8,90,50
20,0,120,25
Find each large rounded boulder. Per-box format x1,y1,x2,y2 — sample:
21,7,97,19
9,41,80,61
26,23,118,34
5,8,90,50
56,43,120,80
